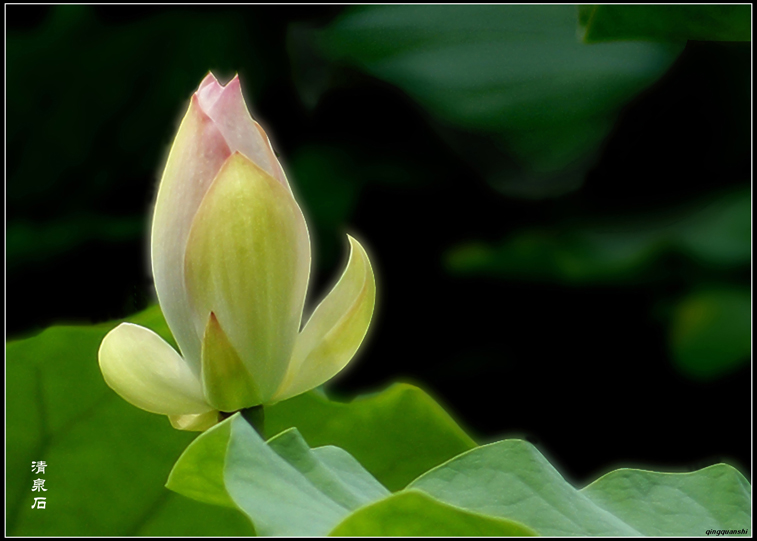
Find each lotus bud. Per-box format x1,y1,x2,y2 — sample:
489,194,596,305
98,73,376,431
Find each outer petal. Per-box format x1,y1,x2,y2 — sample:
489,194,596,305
184,152,311,402
201,312,263,411
98,323,213,415
151,95,232,372
169,411,221,432
273,235,376,402
196,73,289,191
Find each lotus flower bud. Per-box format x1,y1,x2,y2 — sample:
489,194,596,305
98,73,376,431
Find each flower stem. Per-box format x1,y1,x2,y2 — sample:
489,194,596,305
240,405,265,436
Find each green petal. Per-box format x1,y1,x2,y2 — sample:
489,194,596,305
201,312,263,411
274,235,375,402
184,152,311,402
169,411,222,432
98,323,212,415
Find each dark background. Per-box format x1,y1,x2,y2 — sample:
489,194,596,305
7,5,751,486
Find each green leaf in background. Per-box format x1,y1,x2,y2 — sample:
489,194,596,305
670,287,752,380
445,228,663,285
409,439,752,536
674,189,752,267
329,490,538,536
579,5,752,43
266,382,477,491
6,214,144,273
445,189,751,284
222,415,388,536
319,5,682,196
5,310,253,536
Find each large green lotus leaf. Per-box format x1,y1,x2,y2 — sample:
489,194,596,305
581,465,752,536
266,382,477,491
170,381,476,498
168,383,474,513
330,490,537,536
669,287,752,380
319,5,681,192
445,189,751,284
409,439,751,536
5,307,253,536
267,427,390,507
579,5,752,43
222,415,389,536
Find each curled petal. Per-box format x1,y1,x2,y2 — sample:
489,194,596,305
151,95,232,372
98,323,213,415
201,312,263,411
184,152,311,402
195,73,289,190
274,235,376,402
169,411,222,432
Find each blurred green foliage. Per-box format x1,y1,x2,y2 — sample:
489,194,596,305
445,188,750,284
445,188,751,378
579,5,752,43
445,187,751,379
317,5,682,196
670,287,752,380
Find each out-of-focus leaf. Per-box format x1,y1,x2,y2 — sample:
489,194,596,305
674,190,752,267
445,189,751,283
319,5,681,196
445,229,664,285
409,440,752,536
670,287,752,380
330,490,538,536
288,145,363,268
222,416,387,536
5,306,253,536
6,215,144,272
266,382,477,491
579,5,752,43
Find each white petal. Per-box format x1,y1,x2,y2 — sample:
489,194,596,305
151,96,232,371
274,235,375,402
98,323,212,415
